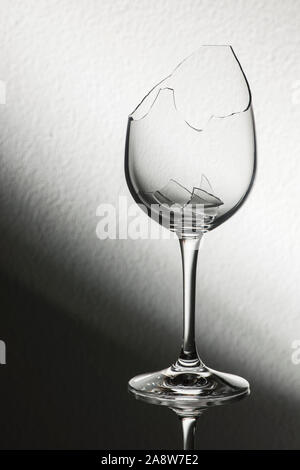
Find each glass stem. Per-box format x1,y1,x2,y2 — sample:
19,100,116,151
180,416,198,450
177,236,203,368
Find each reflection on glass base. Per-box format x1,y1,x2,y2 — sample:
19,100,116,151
128,364,250,410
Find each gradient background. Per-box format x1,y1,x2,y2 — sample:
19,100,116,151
0,0,300,449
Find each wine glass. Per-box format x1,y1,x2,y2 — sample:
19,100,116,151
125,46,256,413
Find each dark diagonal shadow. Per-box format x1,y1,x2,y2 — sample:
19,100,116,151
0,272,299,449
0,153,298,449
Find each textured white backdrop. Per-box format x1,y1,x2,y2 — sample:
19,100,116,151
0,0,300,447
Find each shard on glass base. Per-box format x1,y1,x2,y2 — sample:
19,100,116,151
142,176,224,234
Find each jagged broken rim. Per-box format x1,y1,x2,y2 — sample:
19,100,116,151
129,45,252,132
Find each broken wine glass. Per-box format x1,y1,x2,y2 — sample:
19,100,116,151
125,45,256,446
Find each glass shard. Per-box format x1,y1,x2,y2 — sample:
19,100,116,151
143,176,223,229
189,188,223,208
153,179,192,207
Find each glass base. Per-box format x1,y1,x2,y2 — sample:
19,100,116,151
128,363,250,410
